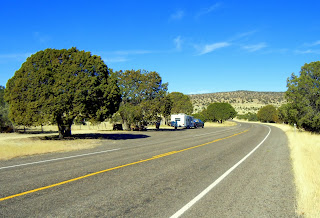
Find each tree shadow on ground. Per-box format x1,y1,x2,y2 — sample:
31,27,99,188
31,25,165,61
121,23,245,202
40,133,150,141
15,130,59,135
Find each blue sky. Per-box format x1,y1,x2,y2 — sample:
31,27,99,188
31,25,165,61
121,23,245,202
1,0,320,94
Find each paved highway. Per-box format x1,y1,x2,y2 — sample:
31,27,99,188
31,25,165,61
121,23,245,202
0,122,296,217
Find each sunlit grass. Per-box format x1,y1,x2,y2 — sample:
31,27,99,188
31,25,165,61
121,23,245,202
0,135,104,160
263,123,320,217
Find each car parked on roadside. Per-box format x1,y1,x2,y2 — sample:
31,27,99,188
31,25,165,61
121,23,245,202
193,119,204,128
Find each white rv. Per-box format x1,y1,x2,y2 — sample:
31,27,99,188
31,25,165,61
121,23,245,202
170,114,194,128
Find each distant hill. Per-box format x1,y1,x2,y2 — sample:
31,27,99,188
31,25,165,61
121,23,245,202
189,90,286,114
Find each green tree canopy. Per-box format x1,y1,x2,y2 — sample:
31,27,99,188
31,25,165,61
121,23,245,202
206,102,237,123
257,105,278,123
5,48,121,138
167,92,193,115
113,69,168,130
286,61,320,132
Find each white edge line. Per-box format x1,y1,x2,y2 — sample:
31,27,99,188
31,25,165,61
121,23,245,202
170,125,271,218
0,148,121,170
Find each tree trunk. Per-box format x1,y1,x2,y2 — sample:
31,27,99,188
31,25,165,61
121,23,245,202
58,124,65,139
57,117,73,139
65,124,72,137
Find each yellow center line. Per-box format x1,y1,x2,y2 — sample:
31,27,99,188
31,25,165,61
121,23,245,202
0,129,249,202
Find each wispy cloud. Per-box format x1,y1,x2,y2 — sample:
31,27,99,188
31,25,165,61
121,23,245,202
170,10,185,21
229,30,257,42
242,43,267,52
97,49,155,64
196,42,230,55
295,49,320,54
174,36,183,50
303,40,320,47
103,57,129,63
195,3,221,18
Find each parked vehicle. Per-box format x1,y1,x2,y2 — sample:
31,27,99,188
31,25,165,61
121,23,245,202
170,114,194,129
193,119,204,128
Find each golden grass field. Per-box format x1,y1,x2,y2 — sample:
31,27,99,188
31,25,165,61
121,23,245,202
0,132,111,160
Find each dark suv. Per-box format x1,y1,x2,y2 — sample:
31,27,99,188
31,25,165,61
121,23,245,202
193,119,204,128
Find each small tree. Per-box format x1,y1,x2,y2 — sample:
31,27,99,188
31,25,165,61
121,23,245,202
206,102,237,123
113,69,168,130
5,48,121,138
257,105,278,123
167,92,193,114
286,61,320,132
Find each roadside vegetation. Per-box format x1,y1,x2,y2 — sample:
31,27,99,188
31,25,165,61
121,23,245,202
193,102,237,123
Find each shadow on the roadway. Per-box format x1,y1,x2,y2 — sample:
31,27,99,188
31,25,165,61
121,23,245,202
40,133,150,141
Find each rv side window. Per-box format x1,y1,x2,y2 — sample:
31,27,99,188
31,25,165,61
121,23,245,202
175,118,181,121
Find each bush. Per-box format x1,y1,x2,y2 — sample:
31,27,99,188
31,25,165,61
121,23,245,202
257,105,278,123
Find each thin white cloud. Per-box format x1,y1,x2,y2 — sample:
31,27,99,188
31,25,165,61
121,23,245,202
242,43,267,52
174,36,183,50
97,49,155,64
229,30,257,42
195,3,221,18
295,49,320,54
304,40,320,47
197,42,230,55
170,10,185,20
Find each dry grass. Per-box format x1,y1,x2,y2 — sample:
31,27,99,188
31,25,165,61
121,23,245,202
260,123,320,217
0,133,108,160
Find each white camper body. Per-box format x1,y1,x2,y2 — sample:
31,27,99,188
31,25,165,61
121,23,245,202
171,113,194,128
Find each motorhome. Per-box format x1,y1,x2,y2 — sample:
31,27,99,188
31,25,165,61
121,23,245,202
170,113,194,128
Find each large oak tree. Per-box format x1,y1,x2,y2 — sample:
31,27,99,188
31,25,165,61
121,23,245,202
5,48,121,138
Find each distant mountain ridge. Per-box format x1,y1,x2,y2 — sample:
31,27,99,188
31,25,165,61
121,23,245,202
189,90,286,114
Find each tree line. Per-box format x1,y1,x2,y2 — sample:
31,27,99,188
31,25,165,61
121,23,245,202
1,47,319,136
1,48,194,137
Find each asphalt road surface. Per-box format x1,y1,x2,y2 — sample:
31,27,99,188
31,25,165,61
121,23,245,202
0,122,297,217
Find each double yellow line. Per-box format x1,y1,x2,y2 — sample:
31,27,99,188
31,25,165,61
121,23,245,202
0,129,248,202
